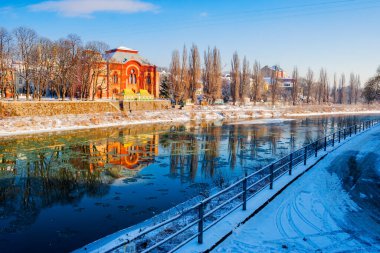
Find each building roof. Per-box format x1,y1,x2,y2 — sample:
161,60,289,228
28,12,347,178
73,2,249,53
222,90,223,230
104,46,151,65
116,46,137,52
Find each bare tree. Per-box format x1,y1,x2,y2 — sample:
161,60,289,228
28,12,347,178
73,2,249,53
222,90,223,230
230,52,240,105
210,47,222,102
332,73,337,103
31,37,55,100
202,47,212,100
169,50,181,104
180,45,189,100
0,27,14,99
270,66,280,106
84,41,109,100
54,38,74,100
318,68,328,104
189,44,201,104
67,34,82,100
251,61,262,105
339,73,346,104
354,75,361,104
291,66,299,105
305,68,314,104
324,71,329,103
13,27,38,100
203,46,222,103
241,56,250,102
348,73,355,104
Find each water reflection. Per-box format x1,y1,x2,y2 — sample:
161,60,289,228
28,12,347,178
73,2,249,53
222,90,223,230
0,115,379,252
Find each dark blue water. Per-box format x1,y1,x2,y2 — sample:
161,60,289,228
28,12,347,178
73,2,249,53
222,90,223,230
0,114,379,252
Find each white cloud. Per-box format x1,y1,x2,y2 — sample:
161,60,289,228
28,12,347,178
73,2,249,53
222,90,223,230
28,0,158,17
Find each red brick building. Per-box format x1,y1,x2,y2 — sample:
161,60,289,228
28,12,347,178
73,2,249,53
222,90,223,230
101,46,159,99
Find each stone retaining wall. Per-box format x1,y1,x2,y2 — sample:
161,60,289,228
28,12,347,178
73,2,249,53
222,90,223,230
0,100,171,117
121,100,171,111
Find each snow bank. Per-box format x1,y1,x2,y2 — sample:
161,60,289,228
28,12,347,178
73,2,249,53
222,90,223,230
1,104,380,138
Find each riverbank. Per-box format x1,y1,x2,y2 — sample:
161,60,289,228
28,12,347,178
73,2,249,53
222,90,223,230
1,103,380,137
213,123,380,252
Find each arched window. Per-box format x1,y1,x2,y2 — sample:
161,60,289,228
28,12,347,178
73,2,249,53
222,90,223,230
146,75,151,85
129,69,137,84
113,73,118,84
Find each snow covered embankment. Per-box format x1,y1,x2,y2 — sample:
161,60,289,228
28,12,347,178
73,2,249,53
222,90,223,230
1,103,380,137
0,106,278,137
213,124,380,253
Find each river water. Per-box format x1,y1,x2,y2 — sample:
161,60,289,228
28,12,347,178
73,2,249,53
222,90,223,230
0,114,379,252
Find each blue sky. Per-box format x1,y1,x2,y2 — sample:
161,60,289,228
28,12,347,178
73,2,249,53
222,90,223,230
1,0,379,81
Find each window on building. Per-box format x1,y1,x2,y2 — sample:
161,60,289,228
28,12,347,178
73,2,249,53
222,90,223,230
129,69,137,84
113,73,118,84
147,75,151,85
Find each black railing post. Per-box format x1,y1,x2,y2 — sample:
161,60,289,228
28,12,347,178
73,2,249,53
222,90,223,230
304,146,307,165
315,141,318,157
242,176,247,211
270,164,274,189
198,202,204,244
289,153,293,175
324,136,327,151
349,127,352,137
332,133,335,147
355,124,357,135
343,129,346,140
338,131,341,143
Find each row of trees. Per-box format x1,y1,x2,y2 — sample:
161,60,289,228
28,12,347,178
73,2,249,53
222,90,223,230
164,47,370,105
0,26,109,101
166,44,223,104
1,26,377,104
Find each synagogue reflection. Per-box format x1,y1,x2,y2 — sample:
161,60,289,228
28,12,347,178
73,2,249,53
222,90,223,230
82,131,159,178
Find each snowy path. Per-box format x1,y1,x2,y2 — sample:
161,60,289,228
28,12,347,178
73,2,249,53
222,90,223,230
213,125,380,252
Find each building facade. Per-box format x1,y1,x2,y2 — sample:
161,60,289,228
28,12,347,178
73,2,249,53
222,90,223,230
261,65,294,89
101,47,159,99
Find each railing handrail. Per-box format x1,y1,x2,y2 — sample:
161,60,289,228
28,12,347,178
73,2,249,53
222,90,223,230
103,119,379,253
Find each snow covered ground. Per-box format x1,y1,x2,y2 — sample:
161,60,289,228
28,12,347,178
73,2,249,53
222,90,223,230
1,104,380,137
212,124,380,252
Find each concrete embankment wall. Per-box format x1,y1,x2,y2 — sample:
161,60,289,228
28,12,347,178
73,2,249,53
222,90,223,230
0,100,170,117
118,100,170,112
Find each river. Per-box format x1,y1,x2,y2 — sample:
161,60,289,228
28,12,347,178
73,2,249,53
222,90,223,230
0,114,379,252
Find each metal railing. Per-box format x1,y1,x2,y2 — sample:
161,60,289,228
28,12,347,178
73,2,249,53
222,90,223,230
105,119,379,253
